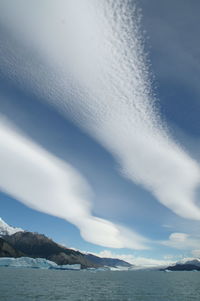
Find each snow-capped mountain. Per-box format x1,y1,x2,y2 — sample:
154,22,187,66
0,218,24,236
178,258,200,267
163,258,200,271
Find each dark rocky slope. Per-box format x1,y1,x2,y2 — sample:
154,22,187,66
0,237,24,258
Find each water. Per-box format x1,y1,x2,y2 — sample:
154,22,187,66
0,268,200,301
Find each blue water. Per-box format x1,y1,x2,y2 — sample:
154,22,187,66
0,268,200,300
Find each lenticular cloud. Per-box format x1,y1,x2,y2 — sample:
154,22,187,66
0,0,200,220
0,118,147,250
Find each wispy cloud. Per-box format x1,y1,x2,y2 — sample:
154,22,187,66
162,232,200,250
0,116,147,250
0,0,200,221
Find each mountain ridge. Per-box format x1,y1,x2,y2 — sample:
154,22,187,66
0,218,132,269
162,258,200,271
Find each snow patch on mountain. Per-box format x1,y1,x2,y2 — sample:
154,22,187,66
0,218,24,236
177,258,200,267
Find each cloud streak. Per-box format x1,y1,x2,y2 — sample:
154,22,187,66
162,232,200,250
0,116,147,250
0,0,200,220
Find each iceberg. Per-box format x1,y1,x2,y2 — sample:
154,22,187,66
0,257,81,270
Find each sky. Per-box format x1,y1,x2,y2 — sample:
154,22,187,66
0,0,200,267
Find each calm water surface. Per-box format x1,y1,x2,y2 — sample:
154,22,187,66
0,268,200,301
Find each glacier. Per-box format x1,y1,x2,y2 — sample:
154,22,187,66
0,257,131,271
0,257,81,270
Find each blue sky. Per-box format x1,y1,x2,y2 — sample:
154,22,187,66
0,0,200,266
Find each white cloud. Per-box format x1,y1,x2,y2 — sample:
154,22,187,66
1,0,200,221
0,116,148,250
162,232,200,250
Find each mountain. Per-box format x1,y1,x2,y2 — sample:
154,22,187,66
3,231,96,268
163,258,200,271
0,218,131,269
85,253,132,267
0,218,24,236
